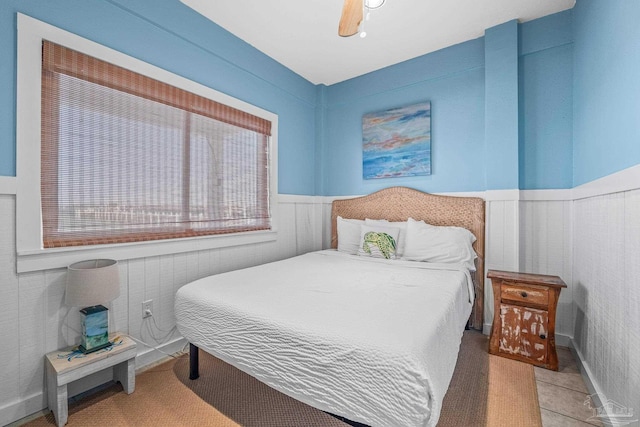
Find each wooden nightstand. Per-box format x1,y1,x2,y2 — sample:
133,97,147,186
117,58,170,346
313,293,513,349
45,334,136,427
487,270,566,371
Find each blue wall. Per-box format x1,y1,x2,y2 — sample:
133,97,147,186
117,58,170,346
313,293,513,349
572,0,640,186
519,11,574,190
318,12,575,195
320,39,486,196
484,20,519,191
0,0,318,195
3,2,634,196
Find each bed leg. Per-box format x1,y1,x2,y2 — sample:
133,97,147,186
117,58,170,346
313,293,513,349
189,343,199,380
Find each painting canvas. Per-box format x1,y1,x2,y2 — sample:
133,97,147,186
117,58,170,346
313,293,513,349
363,102,431,179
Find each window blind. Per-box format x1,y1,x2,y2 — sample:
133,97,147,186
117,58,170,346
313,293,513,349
41,41,272,248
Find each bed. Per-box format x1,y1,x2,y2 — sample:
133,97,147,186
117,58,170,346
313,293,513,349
175,187,485,427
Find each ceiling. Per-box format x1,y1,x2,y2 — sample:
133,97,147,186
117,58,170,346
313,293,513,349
180,0,575,86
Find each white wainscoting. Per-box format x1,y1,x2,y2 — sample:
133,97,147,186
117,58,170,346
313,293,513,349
483,192,520,334
518,199,574,339
478,190,575,344
572,189,640,423
0,194,323,426
0,176,16,194
3,163,639,425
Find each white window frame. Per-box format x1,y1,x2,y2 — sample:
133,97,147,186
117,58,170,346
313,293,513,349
16,14,278,273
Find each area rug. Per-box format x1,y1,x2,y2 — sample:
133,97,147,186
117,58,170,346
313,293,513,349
439,331,542,427
24,331,541,426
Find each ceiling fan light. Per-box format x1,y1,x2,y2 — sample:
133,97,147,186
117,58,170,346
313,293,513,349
365,0,385,10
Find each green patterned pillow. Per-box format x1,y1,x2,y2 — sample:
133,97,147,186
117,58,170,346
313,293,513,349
357,225,400,260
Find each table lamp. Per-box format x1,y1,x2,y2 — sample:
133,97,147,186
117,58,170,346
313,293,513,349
66,259,120,353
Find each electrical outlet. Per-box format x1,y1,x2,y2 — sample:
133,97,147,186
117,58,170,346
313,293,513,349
142,299,153,319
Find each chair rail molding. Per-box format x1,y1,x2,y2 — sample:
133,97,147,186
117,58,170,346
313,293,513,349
0,176,17,195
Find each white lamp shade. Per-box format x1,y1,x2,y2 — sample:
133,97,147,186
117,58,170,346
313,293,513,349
66,259,121,307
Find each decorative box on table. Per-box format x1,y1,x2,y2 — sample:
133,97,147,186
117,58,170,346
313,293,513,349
79,305,110,353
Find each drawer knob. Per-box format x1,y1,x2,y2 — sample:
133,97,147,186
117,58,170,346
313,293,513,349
520,291,528,298
540,334,546,339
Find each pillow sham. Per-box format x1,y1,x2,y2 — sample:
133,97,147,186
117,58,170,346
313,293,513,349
337,216,366,255
357,224,400,260
364,219,407,257
402,217,477,270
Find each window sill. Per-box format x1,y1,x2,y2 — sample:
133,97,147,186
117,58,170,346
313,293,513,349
17,230,277,273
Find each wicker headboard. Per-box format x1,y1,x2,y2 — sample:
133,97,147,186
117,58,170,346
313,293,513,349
330,186,485,330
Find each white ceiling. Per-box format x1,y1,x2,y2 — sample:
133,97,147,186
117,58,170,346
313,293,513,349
180,0,575,86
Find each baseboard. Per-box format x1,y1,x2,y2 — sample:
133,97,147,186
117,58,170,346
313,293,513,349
555,333,571,348
569,343,606,421
134,336,188,370
568,340,635,426
0,392,46,427
483,323,492,336
0,336,187,426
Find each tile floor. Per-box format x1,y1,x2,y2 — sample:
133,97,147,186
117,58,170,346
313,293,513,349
536,346,602,426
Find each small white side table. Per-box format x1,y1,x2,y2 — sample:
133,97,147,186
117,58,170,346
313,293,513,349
45,334,136,427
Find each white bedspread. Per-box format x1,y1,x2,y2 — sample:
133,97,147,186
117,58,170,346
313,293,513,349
175,250,473,427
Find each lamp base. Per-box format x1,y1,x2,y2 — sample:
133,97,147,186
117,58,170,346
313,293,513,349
79,305,110,353
79,341,112,354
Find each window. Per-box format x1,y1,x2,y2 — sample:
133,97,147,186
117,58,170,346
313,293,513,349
17,15,278,271
41,41,271,248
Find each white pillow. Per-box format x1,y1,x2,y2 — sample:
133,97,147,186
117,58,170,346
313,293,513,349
365,219,407,257
357,224,400,260
402,217,477,270
337,216,365,255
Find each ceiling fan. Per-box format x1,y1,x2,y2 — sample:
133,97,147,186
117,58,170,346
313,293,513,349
338,0,386,37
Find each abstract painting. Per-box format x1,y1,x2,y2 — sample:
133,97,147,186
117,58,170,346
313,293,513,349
362,101,431,179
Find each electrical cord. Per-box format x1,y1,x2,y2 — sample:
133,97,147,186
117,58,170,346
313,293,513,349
125,333,186,360
63,303,188,360
131,313,184,359
148,315,178,341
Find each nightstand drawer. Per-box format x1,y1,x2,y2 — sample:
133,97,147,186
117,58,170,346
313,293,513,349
501,282,549,306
